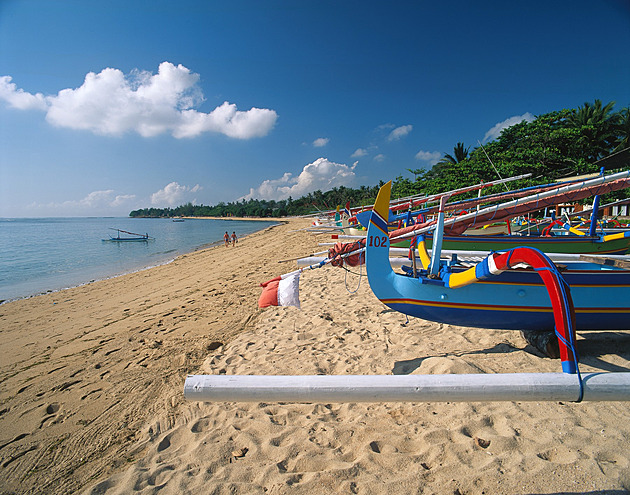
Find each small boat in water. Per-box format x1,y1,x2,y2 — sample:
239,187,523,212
103,229,154,242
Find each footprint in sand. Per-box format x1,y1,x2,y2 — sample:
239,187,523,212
40,402,63,428
157,434,172,452
536,446,581,464
191,418,211,433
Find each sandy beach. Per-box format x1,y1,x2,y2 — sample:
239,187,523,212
2,217,630,494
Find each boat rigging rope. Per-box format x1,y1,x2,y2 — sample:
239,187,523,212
342,261,363,294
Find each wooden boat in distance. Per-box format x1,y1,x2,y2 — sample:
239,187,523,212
103,229,153,242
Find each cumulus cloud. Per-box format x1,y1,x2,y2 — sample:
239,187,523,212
351,148,368,158
374,154,386,162
0,76,47,110
241,158,358,200
415,150,442,165
313,137,329,147
387,124,413,141
0,62,278,139
483,112,535,142
151,182,201,206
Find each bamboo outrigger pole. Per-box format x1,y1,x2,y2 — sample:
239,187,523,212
390,169,630,242
184,373,630,403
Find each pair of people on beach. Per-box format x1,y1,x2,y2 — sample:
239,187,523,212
224,231,237,247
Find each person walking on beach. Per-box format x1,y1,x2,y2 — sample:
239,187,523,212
224,231,230,247
231,231,238,247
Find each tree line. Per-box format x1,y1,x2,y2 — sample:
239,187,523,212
129,185,382,218
130,100,629,219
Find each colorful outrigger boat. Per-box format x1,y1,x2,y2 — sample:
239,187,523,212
365,178,630,373
359,170,630,255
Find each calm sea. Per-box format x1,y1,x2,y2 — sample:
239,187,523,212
0,217,278,302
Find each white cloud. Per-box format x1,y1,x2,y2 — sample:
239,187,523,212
313,137,329,147
387,124,413,141
0,76,48,110
351,148,368,158
151,182,201,206
483,112,535,142
374,154,386,162
24,190,137,216
0,62,278,139
241,158,358,200
415,150,442,165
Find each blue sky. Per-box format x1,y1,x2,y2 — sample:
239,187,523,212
1,0,629,217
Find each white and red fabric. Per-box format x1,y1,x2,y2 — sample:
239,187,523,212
258,270,301,309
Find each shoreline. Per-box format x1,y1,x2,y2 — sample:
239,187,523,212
0,218,283,306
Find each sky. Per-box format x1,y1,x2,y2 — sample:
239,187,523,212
1,0,629,217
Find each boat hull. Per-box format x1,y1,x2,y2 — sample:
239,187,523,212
366,183,630,333
381,267,630,331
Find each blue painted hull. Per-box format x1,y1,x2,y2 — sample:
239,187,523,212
381,266,630,331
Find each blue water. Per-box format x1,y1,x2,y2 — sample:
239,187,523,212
0,217,278,302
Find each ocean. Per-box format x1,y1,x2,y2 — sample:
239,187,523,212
0,217,278,303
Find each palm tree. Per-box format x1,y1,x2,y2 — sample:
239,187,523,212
614,106,630,152
568,99,616,127
567,99,618,161
437,142,470,166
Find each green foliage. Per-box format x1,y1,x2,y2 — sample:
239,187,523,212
129,185,380,218
130,100,630,218
403,101,629,202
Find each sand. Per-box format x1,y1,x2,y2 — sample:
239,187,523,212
1,217,630,494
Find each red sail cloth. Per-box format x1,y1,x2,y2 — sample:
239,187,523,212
328,240,366,267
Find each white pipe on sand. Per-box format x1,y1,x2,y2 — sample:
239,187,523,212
184,373,630,403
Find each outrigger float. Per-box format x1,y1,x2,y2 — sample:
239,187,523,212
184,171,630,404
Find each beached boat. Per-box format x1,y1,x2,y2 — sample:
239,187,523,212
365,180,630,372
382,170,630,254
103,229,153,242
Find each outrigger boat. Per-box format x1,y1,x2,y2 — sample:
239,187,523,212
349,170,630,255
103,229,153,242
364,178,630,373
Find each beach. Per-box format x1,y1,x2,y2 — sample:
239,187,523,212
1,217,630,494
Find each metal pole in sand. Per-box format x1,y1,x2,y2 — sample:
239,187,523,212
184,373,630,403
